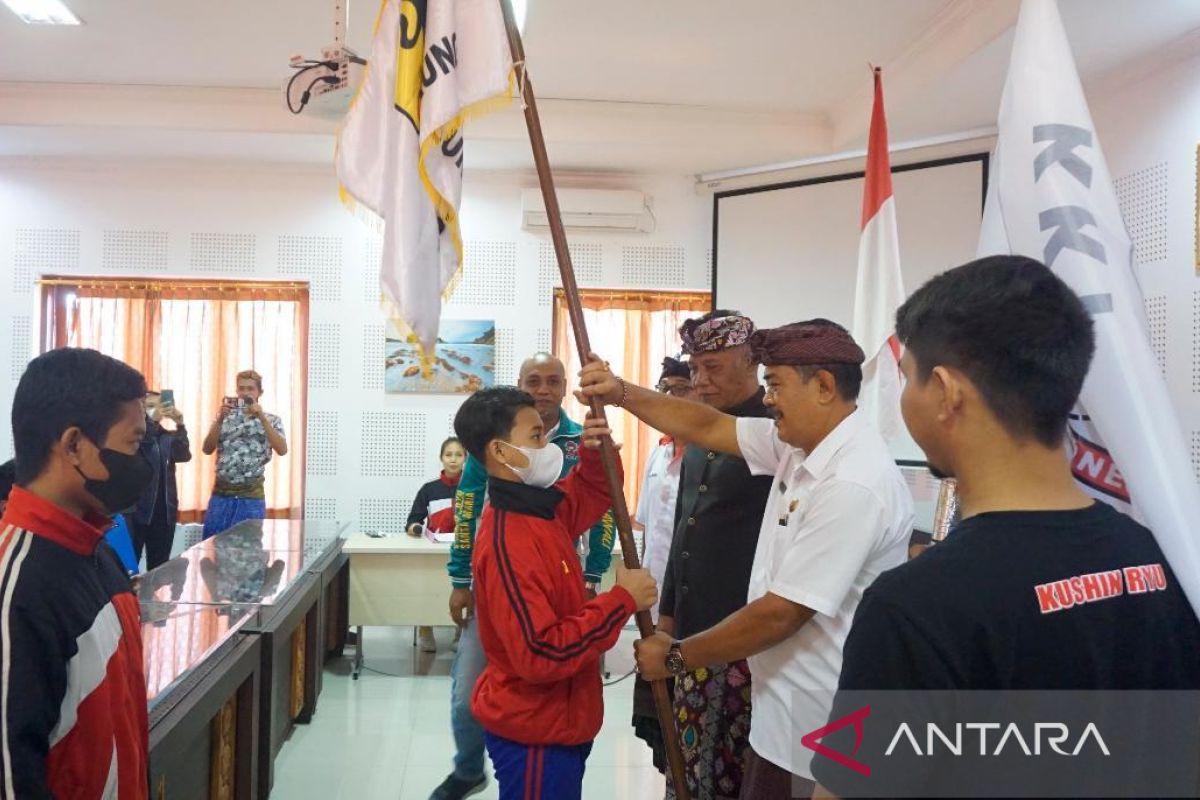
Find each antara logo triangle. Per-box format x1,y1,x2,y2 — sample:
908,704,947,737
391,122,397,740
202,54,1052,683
801,705,872,777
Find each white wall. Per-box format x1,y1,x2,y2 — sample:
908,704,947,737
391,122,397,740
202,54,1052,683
1089,51,1200,480
0,162,711,531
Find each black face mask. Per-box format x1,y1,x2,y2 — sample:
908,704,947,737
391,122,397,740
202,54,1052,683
75,445,154,515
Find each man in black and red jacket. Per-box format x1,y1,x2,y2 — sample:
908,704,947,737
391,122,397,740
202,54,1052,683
0,348,153,799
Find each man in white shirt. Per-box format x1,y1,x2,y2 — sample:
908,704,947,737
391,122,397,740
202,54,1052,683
578,319,913,799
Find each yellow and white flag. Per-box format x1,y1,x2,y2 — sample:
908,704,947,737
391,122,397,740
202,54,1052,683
337,0,513,368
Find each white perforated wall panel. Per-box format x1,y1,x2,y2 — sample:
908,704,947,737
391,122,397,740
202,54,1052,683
1192,432,1200,482
304,498,337,521
309,322,341,390
361,411,426,477
10,316,30,381
15,228,79,291
278,235,342,302
190,233,256,274
494,327,516,385
359,498,409,534
1114,162,1168,264
536,328,551,355
362,323,384,391
537,241,603,306
1194,291,1200,393
102,230,168,273
449,241,518,306
1145,295,1167,375
621,245,686,287
307,410,339,477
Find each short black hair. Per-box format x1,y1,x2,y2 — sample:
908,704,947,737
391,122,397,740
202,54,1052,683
440,436,462,456
453,387,536,462
895,255,1094,447
796,363,862,401
0,460,15,503
658,357,690,384
12,348,148,484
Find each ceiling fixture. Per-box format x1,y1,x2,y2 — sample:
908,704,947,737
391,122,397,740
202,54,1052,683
2,0,81,25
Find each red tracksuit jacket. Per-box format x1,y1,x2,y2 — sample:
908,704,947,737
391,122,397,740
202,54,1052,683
0,487,149,799
471,447,636,746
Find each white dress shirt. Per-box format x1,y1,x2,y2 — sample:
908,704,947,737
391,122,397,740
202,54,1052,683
735,410,914,778
635,440,683,622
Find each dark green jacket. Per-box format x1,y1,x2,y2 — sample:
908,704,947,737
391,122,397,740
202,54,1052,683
447,409,616,587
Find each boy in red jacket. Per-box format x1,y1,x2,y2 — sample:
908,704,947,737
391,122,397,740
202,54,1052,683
454,387,657,800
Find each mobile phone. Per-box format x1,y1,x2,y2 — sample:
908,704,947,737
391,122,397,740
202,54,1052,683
160,389,175,409
223,396,239,409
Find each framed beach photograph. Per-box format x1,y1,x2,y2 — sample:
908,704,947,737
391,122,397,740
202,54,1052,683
385,319,496,394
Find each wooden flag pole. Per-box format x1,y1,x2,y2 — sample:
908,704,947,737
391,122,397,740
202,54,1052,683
496,4,692,798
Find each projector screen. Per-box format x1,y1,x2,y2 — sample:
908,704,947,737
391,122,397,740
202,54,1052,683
713,154,988,463
714,155,988,329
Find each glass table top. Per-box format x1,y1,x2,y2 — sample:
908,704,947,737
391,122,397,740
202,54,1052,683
142,602,256,709
139,518,344,712
138,518,341,608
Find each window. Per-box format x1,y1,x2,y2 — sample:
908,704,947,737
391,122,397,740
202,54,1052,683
40,277,309,520
553,289,710,516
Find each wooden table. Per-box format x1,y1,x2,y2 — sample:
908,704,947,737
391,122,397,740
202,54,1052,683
146,610,262,800
344,532,453,679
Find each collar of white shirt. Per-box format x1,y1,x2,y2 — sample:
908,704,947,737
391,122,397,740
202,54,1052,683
799,408,866,480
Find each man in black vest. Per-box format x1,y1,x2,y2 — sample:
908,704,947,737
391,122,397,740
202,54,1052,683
656,310,773,800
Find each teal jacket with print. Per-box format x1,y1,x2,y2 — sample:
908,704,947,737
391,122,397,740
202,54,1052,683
448,409,616,587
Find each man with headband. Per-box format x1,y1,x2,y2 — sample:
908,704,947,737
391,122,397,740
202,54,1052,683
639,310,774,799
579,318,913,799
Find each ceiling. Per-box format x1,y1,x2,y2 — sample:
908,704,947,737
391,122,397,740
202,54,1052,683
1,0,1199,175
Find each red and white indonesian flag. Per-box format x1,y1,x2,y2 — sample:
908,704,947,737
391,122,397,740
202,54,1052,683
852,69,906,443
336,0,512,370
978,0,1200,614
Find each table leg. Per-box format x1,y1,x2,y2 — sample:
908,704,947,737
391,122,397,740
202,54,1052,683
352,625,364,680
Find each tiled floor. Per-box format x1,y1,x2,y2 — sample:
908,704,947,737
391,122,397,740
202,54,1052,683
271,625,667,799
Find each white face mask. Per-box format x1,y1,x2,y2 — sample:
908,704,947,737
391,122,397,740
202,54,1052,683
499,441,564,488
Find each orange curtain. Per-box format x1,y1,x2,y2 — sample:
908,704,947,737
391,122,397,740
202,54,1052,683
40,279,309,521
553,289,710,515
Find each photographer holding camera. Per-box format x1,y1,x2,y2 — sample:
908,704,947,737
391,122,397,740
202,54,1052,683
201,369,287,539
131,390,192,569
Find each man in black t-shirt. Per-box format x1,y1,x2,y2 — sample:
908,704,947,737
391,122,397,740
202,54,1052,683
812,256,1200,799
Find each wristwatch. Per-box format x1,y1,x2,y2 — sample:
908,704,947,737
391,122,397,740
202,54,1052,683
584,581,598,593
665,639,688,676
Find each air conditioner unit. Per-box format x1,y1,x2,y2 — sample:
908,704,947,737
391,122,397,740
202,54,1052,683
521,189,655,233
